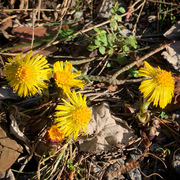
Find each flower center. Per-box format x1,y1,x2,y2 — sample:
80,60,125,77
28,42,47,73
155,70,174,88
54,71,73,84
72,106,91,126
16,65,33,83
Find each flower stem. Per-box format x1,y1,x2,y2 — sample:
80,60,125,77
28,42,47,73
136,96,151,125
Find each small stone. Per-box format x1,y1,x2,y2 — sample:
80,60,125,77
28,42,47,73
127,168,142,180
74,11,83,19
173,149,180,175
148,15,157,23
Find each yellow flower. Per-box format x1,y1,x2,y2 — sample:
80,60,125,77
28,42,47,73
46,125,65,143
3,51,52,97
138,61,175,109
54,90,91,140
53,61,84,94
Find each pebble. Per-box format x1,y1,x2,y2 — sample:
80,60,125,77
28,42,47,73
173,149,180,175
148,15,157,23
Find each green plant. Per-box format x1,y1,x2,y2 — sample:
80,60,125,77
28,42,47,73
87,2,137,57
160,111,168,119
159,1,176,32
156,147,171,159
128,67,139,78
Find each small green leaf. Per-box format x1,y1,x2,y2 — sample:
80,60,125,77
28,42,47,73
110,20,118,31
110,8,115,14
117,54,126,64
99,46,105,55
118,7,126,13
87,44,98,51
114,2,119,10
108,47,114,55
101,35,108,46
106,62,111,68
160,111,168,119
124,36,137,49
94,27,100,33
95,39,101,46
123,45,130,51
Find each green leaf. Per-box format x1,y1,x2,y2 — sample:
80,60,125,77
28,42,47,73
128,68,139,78
87,44,98,51
118,7,126,13
94,27,100,33
114,2,119,11
95,40,101,46
117,54,126,64
124,36,137,49
114,14,122,22
108,47,114,55
100,30,107,35
106,62,111,68
99,46,105,55
123,45,130,51
110,20,118,31
101,35,108,46
110,8,115,14
160,111,168,119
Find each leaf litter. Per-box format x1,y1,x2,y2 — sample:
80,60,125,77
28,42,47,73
0,0,180,180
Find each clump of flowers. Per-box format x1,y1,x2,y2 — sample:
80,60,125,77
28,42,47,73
45,125,65,144
53,61,85,94
3,51,52,97
138,61,175,109
54,90,91,140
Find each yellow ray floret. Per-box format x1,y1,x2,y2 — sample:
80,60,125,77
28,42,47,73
53,61,85,94
54,90,91,140
138,61,175,109
3,51,52,97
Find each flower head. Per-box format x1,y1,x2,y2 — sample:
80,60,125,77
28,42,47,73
45,125,65,144
3,51,52,97
53,61,84,94
138,61,175,109
54,90,91,140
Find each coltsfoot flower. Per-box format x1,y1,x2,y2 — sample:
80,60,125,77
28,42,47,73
3,51,52,97
45,125,65,144
53,61,85,94
54,90,91,140
138,61,175,109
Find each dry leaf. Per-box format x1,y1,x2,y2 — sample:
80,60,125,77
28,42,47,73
0,123,23,174
161,21,180,71
79,102,135,152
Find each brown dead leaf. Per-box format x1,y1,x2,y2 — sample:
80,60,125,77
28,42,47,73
0,123,23,174
12,26,57,43
162,21,180,71
79,102,135,152
10,26,58,53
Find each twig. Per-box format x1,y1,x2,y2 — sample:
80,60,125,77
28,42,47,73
156,118,179,136
37,0,42,21
87,76,146,85
132,0,146,34
52,0,145,45
111,42,170,80
85,43,169,85
31,9,35,49
139,168,163,179
147,0,180,6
